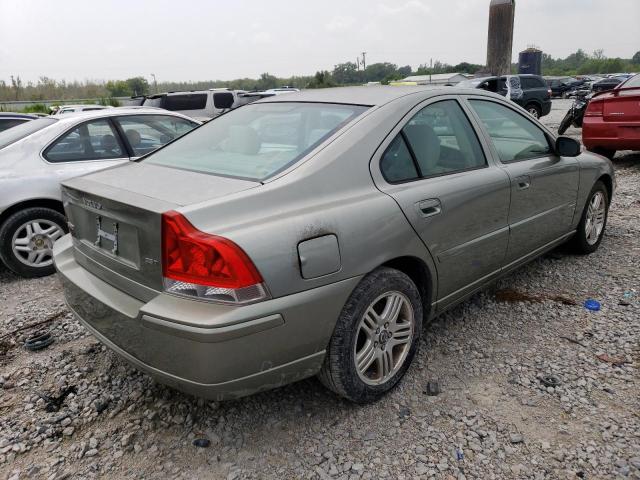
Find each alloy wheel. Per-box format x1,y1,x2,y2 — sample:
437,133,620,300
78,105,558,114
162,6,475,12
354,291,414,385
585,191,606,246
11,219,64,268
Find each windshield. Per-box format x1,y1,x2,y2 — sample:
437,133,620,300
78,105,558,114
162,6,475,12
620,74,640,88
458,79,484,88
0,117,57,150
144,102,368,180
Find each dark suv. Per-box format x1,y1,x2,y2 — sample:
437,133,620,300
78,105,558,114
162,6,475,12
458,74,552,118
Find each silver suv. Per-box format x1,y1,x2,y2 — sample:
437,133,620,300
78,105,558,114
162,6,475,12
0,108,199,277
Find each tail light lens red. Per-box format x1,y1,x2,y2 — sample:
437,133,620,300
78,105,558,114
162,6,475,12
161,211,268,304
585,100,604,117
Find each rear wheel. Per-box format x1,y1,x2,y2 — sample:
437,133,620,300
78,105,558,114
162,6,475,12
569,181,609,254
318,267,422,403
525,103,542,119
0,207,67,278
588,147,616,160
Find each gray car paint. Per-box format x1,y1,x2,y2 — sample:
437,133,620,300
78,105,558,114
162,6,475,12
54,86,615,399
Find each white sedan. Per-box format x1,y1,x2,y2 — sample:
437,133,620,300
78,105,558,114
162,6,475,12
0,108,199,277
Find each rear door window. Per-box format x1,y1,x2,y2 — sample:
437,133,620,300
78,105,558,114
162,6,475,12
381,100,486,183
114,115,198,156
44,119,126,162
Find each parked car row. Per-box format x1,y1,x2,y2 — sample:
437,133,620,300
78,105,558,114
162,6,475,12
545,74,636,98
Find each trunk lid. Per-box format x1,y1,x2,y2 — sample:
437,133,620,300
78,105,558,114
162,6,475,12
61,162,259,301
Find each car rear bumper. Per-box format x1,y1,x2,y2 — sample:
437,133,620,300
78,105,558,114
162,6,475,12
53,234,360,400
541,100,552,117
583,118,640,150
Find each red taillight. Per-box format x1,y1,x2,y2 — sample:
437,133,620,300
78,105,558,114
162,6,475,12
585,100,604,117
161,211,267,304
547,89,552,97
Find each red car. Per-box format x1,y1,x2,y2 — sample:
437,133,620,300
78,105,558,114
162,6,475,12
582,74,640,159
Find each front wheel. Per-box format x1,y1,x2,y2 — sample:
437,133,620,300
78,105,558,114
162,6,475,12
558,111,574,135
318,267,423,403
569,181,609,254
0,207,67,278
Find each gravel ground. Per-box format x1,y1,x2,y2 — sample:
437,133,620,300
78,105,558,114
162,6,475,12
1,101,639,480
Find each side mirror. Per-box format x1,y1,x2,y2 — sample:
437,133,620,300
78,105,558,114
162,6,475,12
213,92,235,110
556,136,581,157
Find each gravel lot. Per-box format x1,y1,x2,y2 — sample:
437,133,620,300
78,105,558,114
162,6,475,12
1,101,639,480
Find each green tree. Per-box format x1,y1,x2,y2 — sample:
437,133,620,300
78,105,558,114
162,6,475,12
306,71,335,89
632,51,640,65
363,63,398,82
255,73,278,91
332,62,363,85
126,77,149,96
105,80,130,97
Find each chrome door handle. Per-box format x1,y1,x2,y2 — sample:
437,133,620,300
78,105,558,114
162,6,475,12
417,199,442,218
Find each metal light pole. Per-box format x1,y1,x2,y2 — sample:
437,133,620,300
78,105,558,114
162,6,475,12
150,73,158,94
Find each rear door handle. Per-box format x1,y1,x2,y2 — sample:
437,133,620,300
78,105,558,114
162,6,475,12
416,199,442,218
515,175,531,190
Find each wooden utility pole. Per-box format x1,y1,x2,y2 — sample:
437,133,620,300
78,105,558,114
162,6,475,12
486,0,515,76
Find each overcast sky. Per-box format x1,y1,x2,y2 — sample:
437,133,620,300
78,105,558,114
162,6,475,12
1,0,638,83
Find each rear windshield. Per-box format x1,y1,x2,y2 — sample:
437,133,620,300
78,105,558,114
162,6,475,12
143,102,368,180
164,94,207,111
0,117,57,150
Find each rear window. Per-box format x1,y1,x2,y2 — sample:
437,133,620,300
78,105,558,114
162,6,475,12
144,102,368,180
0,117,57,150
521,77,545,89
164,94,207,111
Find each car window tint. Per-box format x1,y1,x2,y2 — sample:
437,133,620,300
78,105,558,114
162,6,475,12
164,94,207,111
0,119,29,133
380,135,419,183
114,115,197,156
402,100,486,177
469,100,551,163
45,119,124,162
521,77,539,89
144,102,368,181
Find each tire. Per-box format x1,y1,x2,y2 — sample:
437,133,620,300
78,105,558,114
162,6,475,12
588,147,616,160
318,267,423,403
525,103,542,119
0,207,68,278
558,111,573,135
569,181,609,255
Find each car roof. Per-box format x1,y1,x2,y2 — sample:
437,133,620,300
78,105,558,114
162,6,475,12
255,85,461,107
51,107,200,123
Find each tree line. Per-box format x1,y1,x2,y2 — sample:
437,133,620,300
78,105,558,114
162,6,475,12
1,49,638,104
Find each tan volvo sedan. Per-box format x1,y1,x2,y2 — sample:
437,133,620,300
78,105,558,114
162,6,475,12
54,86,614,403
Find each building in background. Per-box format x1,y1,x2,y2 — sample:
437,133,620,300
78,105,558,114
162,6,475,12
396,73,471,86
